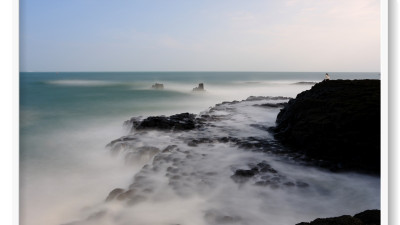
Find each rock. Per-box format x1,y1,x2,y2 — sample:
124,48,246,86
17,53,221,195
353,209,380,225
192,83,205,91
296,215,363,225
124,116,142,128
105,188,125,202
125,146,160,164
296,210,380,225
151,83,164,89
233,168,259,177
295,181,309,188
162,145,178,153
134,113,197,131
273,80,380,174
116,189,135,200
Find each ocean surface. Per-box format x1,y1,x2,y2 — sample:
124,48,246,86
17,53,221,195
20,72,380,225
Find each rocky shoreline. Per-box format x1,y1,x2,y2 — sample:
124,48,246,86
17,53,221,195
67,83,380,225
272,80,380,174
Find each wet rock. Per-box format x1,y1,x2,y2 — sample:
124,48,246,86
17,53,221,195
353,209,380,225
296,215,363,225
105,188,125,202
284,181,296,186
186,138,215,147
296,181,309,188
105,188,136,202
273,80,381,174
167,166,179,173
123,117,142,129
233,168,259,177
134,113,197,132
116,189,135,200
127,195,146,206
162,145,178,153
231,167,259,183
125,146,160,164
106,136,136,148
256,162,278,173
296,210,380,225
187,140,198,147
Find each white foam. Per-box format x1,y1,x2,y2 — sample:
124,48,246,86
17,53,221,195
55,98,379,225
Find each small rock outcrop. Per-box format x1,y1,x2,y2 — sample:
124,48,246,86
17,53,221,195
296,209,380,225
192,83,205,91
272,80,380,173
129,113,197,132
151,83,164,89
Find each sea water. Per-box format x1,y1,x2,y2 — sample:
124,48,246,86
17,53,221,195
20,72,380,225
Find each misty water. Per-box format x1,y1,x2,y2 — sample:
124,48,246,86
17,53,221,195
20,72,380,225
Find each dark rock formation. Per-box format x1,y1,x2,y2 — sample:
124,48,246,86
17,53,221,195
230,161,307,189
105,188,125,202
233,168,259,178
133,113,197,132
272,80,380,173
296,209,380,225
192,83,205,91
151,83,164,89
296,215,363,225
354,210,381,225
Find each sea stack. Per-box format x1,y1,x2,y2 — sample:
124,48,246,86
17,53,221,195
151,83,164,89
192,83,205,91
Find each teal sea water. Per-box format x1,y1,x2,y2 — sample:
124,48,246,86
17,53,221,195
20,72,380,225
20,71,379,129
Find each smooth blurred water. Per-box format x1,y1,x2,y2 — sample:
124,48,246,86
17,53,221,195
19,72,380,225
20,71,379,128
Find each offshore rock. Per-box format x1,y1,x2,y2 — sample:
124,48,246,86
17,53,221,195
192,83,205,91
151,83,164,89
272,80,380,174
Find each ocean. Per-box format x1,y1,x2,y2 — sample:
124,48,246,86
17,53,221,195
20,72,380,225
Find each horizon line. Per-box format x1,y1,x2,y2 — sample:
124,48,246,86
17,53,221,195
19,70,381,73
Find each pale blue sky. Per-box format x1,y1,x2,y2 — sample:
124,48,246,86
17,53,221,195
20,0,380,72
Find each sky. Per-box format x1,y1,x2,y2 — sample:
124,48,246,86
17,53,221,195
20,0,381,72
